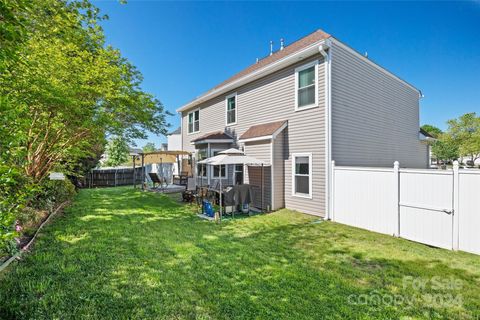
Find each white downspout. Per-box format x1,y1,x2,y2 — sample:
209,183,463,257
319,39,332,220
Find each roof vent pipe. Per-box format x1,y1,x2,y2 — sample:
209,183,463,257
280,38,285,50
269,40,274,56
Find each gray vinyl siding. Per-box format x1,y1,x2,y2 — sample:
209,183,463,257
272,130,285,210
181,54,326,216
331,41,428,168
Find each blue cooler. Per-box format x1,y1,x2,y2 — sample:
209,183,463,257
203,200,214,217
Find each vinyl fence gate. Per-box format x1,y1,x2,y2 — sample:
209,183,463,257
331,161,480,255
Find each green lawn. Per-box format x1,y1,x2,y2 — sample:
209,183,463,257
1,187,479,319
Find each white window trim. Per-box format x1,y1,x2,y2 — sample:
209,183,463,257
294,60,319,112
225,92,237,126
211,148,227,179
187,108,200,135
211,164,227,179
291,153,313,199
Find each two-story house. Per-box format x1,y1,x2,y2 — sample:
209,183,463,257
177,29,428,217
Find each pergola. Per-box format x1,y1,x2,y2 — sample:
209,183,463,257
131,150,192,189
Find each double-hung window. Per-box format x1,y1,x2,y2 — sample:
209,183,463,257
188,109,200,134
292,153,312,198
225,93,237,125
212,150,226,179
295,61,318,110
212,165,226,179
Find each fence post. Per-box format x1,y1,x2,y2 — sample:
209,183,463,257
452,161,460,251
393,161,400,237
329,160,335,221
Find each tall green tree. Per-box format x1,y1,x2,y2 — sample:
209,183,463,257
431,134,459,164
142,142,156,153
104,137,129,167
447,113,480,162
421,124,443,138
1,0,170,182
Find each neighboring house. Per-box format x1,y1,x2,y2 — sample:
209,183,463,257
167,127,182,174
167,127,182,151
419,128,435,166
176,29,428,217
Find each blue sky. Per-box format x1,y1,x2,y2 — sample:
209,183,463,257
93,0,480,148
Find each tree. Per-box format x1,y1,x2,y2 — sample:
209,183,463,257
142,142,156,153
1,0,171,182
446,113,480,162
421,124,443,138
431,134,459,164
104,137,129,167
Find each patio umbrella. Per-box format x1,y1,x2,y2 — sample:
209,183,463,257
198,149,269,221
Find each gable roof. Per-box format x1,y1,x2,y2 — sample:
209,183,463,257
239,120,287,141
213,30,330,92
177,28,421,114
177,29,331,112
191,131,234,143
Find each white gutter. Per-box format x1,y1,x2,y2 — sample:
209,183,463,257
176,40,327,113
319,39,332,220
238,135,273,143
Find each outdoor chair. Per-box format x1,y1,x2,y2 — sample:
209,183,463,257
173,171,190,186
210,180,220,191
182,177,197,202
148,172,164,189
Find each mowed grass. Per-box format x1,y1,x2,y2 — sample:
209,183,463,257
1,187,479,319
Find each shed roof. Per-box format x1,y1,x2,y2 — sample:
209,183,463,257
191,131,233,143
239,120,287,140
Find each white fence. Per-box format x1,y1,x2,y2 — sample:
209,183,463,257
331,161,480,255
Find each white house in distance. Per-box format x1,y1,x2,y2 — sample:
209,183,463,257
176,29,429,217
167,127,182,174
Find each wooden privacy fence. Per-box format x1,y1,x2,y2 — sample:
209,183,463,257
87,168,143,188
330,161,480,255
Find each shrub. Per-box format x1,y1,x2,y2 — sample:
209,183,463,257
32,179,76,212
0,165,32,256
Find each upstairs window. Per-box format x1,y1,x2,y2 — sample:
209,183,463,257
292,153,312,198
188,109,200,133
226,93,237,125
295,61,318,110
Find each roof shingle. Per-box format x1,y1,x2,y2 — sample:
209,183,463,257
239,120,287,140
191,131,233,143
212,29,330,92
